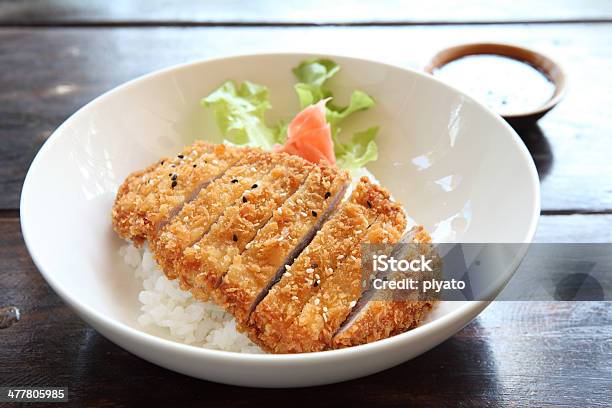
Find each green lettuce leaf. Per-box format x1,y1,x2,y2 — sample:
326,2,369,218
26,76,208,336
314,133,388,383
201,80,283,150
202,59,380,170
292,59,340,88
335,127,379,170
292,59,378,169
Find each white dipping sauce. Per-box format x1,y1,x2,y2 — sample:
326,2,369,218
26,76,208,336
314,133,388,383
433,54,555,115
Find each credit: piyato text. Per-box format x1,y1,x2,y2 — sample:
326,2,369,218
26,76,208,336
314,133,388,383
372,278,466,293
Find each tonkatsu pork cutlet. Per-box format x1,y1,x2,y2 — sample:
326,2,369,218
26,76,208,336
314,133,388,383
333,226,436,349
290,193,407,352
179,153,312,300
113,140,437,352
216,164,350,324
112,142,246,246
150,150,276,279
251,177,405,353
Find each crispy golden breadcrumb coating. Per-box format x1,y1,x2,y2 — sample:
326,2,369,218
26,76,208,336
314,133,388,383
332,226,434,349
216,164,350,324
112,142,244,245
291,206,406,352
179,153,312,300
150,149,275,279
112,142,438,353
250,178,405,353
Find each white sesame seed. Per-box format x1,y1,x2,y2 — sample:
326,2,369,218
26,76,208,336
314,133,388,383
284,272,292,277
245,242,252,249
355,230,363,234
349,255,357,261
285,264,292,270
314,298,320,305
306,268,314,273
349,300,357,308
337,254,344,260
251,167,257,172
212,159,219,165
297,199,303,204
323,306,328,312
291,295,299,301
327,267,333,274
314,273,320,280
193,244,200,250
300,212,307,217
277,207,283,215
323,313,328,322
183,216,189,222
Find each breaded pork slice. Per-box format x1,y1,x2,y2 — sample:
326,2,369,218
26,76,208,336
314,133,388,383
150,150,276,279
251,177,398,353
290,199,406,352
112,142,245,245
179,153,312,299
112,141,210,244
216,164,350,324
332,226,435,349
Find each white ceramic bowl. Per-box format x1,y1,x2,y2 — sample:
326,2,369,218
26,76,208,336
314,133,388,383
21,53,539,387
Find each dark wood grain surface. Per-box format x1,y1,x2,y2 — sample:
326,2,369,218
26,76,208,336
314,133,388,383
2,24,612,210
1,1,611,406
1,217,611,406
1,0,612,25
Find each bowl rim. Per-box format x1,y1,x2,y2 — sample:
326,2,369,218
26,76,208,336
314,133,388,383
20,51,541,364
424,42,566,121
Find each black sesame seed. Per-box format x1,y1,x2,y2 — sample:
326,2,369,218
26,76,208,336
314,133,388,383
171,174,178,181
161,160,165,165
242,196,247,203
193,164,197,168
177,154,184,159
324,191,331,199
367,200,372,208
311,210,318,217
311,262,318,268
251,183,258,189
171,180,177,188
169,173,172,177
232,234,238,242
313,281,319,287
231,179,239,184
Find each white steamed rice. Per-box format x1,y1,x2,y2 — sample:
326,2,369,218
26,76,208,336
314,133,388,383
120,243,262,353
120,169,380,353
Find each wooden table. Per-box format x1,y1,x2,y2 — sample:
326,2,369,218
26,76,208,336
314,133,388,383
1,1,611,406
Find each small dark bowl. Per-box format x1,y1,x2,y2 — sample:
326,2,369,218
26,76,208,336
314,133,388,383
424,43,566,127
